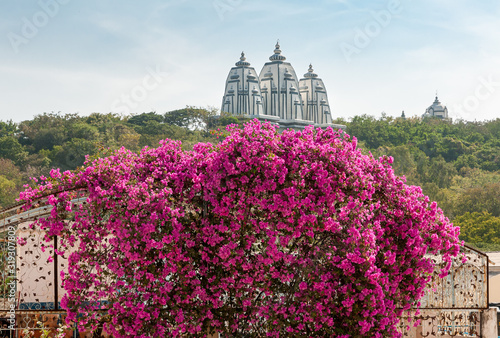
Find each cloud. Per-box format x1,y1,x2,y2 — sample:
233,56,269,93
1,0,500,122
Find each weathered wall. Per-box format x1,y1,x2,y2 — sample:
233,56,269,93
17,223,68,306
490,272,500,303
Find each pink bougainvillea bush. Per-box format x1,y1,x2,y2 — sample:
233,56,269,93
19,120,461,337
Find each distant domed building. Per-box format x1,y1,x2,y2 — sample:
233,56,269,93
423,94,449,119
221,42,344,130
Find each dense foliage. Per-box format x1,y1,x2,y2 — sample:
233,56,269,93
19,121,460,337
334,114,500,250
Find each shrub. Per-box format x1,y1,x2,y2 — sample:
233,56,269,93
20,120,461,337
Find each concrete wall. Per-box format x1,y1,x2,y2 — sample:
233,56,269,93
490,272,500,303
481,308,498,338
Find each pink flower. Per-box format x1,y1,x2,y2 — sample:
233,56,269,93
17,119,461,337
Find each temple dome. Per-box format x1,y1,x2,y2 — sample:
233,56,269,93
423,95,448,119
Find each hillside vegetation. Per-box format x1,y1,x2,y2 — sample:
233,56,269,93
1,110,499,250
335,114,500,251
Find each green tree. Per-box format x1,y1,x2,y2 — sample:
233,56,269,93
86,112,127,145
51,138,99,171
68,122,100,141
0,136,28,166
0,175,16,208
455,154,479,171
128,112,163,126
163,108,194,128
0,120,17,137
0,158,27,208
426,156,457,189
454,182,500,217
18,112,80,152
165,106,218,132
455,212,500,245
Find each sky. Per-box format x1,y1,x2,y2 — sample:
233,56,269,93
1,0,500,123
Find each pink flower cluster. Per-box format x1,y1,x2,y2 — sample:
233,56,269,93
19,120,461,337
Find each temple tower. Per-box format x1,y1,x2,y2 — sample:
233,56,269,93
258,42,311,127
221,52,264,116
299,64,333,126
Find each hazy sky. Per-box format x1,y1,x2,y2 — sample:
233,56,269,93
1,0,500,123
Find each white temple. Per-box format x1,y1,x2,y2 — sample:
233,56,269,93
299,64,332,125
221,52,264,117
221,42,344,130
423,94,449,119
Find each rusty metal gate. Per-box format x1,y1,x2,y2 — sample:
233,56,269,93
398,245,489,337
0,190,90,337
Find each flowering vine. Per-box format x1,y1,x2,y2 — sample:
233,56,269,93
19,120,461,337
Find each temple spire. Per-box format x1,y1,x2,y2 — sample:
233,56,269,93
235,51,250,67
269,40,286,61
303,63,318,78
434,90,440,104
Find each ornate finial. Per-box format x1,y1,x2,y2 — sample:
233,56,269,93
303,64,318,78
235,52,250,67
274,41,281,54
434,91,440,104
269,40,286,61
